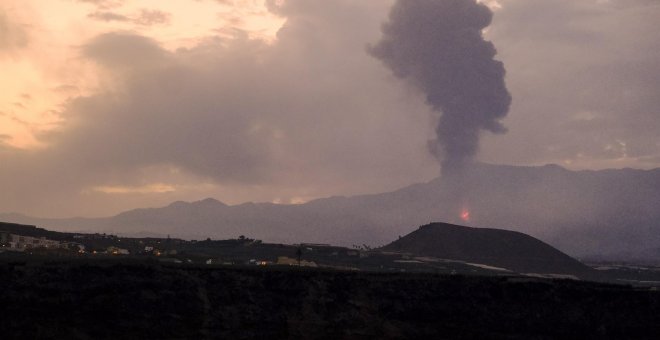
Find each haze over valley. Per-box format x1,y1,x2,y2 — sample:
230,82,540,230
3,163,659,263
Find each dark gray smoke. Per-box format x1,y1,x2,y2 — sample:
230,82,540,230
369,0,511,175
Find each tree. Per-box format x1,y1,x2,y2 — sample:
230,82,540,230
295,246,303,266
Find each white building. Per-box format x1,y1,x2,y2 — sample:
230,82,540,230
107,246,130,255
0,232,63,251
1,231,85,253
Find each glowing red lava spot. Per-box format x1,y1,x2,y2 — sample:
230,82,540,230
460,208,470,222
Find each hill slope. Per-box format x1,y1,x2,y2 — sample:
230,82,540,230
0,222,75,241
381,222,592,277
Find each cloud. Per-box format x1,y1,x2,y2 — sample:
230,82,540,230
0,8,29,53
0,0,437,217
87,9,171,26
87,11,130,22
0,134,11,146
82,32,169,68
133,9,171,26
1,0,659,218
77,0,124,10
90,183,176,194
479,0,660,168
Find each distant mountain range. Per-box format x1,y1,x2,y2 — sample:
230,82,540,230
2,163,659,260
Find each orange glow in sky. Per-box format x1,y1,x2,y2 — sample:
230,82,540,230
0,0,284,149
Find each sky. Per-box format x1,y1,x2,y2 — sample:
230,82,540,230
1,0,659,218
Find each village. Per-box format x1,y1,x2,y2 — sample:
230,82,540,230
0,231,85,253
0,222,488,275
0,222,375,270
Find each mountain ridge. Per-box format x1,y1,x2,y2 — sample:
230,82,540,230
2,163,659,260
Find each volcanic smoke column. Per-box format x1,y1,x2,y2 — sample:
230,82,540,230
369,0,511,175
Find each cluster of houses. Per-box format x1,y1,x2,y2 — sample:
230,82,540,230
0,231,84,252
203,257,318,267
1,231,363,269
0,231,178,256
275,256,318,267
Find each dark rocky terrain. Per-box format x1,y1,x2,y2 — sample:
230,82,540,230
1,260,660,339
381,222,594,278
4,221,660,337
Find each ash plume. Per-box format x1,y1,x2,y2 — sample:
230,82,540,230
369,0,511,175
